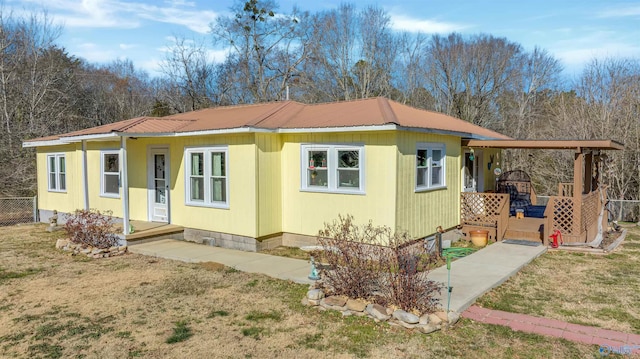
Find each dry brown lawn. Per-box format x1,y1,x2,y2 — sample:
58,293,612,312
0,224,601,358
478,226,640,334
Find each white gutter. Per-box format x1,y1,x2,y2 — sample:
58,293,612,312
120,136,130,239
81,140,89,210
24,125,507,148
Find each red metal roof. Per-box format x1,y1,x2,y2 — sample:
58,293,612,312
25,97,511,143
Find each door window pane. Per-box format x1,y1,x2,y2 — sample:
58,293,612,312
155,154,165,179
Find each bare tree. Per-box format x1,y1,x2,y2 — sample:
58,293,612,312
210,0,311,103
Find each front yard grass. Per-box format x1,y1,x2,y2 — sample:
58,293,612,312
0,223,612,358
478,226,640,334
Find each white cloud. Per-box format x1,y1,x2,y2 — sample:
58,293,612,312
389,14,469,33
119,43,137,50
12,0,219,33
597,5,640,18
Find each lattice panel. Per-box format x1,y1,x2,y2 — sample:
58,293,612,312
549,197,576,234
461,193,508,226
581,191,599,230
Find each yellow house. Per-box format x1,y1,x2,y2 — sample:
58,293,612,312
24,97,508,250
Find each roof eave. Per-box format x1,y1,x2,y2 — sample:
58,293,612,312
462,139,624,151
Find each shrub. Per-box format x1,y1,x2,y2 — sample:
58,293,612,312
317,214,387,300
378,235,442,313
317,214,442,314
64,209,119,249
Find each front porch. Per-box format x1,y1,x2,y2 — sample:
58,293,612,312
459,140,623,246
115,220,184,242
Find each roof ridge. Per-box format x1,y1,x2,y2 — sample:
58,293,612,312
377,97,398,125
117,117,156,132
247,101,299,127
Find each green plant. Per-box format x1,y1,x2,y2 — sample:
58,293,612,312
166,321,192,344
64,209,119,249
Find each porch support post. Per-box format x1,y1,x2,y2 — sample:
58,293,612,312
584,151,593,194
120,136,130,237
573,150,584,236
81,140,89,210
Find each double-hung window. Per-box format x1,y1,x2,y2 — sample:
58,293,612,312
47,154,66,192
416,143,446,191
101,150,120,197
301,144,364,194
185,146,228,208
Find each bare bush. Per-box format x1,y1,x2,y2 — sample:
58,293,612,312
64,209,119,249
317,214,442,314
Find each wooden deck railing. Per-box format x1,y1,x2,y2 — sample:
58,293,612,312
460,192,509,241
558,183,574,197
543,188,606,245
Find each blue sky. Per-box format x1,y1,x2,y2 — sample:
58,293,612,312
8,0,640,78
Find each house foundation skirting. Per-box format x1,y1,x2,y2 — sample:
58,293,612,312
183,229,319,252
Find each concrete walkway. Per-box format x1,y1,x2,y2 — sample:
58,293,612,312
130,239,546,313
428,241,546,312
463,305,640,353
129,239,315,284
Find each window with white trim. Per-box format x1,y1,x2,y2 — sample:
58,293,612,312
301,144,364,193
47,153,66,192
416,143,446,191
185,147,228,208
101,150,120,197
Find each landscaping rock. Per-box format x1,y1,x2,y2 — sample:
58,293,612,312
393,310,420,324
341,311,353,317
448,311,460,325
80,248,91,254
428,313,442,325
55,239,69,249
323,295,347,307
398,321,418,329
419,314,430,325
308,299,320,306
346,299,367,312
320,296,347,311
419,323,440,334
301,297,309,306
435,311,449,323
366,304,390,321
307,289,324,300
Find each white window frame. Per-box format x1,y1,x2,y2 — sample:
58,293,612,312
300,144,365,195
100,150,120,198
184,146,229,209
46,153,66,192
415,142,446,192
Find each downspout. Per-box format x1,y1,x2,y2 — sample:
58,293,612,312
81,140,89,210
120,136,130,238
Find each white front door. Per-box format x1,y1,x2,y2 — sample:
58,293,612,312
463,150,483,192
148,148,169,223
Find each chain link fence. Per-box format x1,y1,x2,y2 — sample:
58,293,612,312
0,196,37,226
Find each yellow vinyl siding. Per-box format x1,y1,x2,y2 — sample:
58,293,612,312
36,144,80,214
395,131,461,238
280,131,397,237
85,141,122,216
255,133,282,237
155,134,257,238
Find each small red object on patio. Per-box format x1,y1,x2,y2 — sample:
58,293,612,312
549,229,563,248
